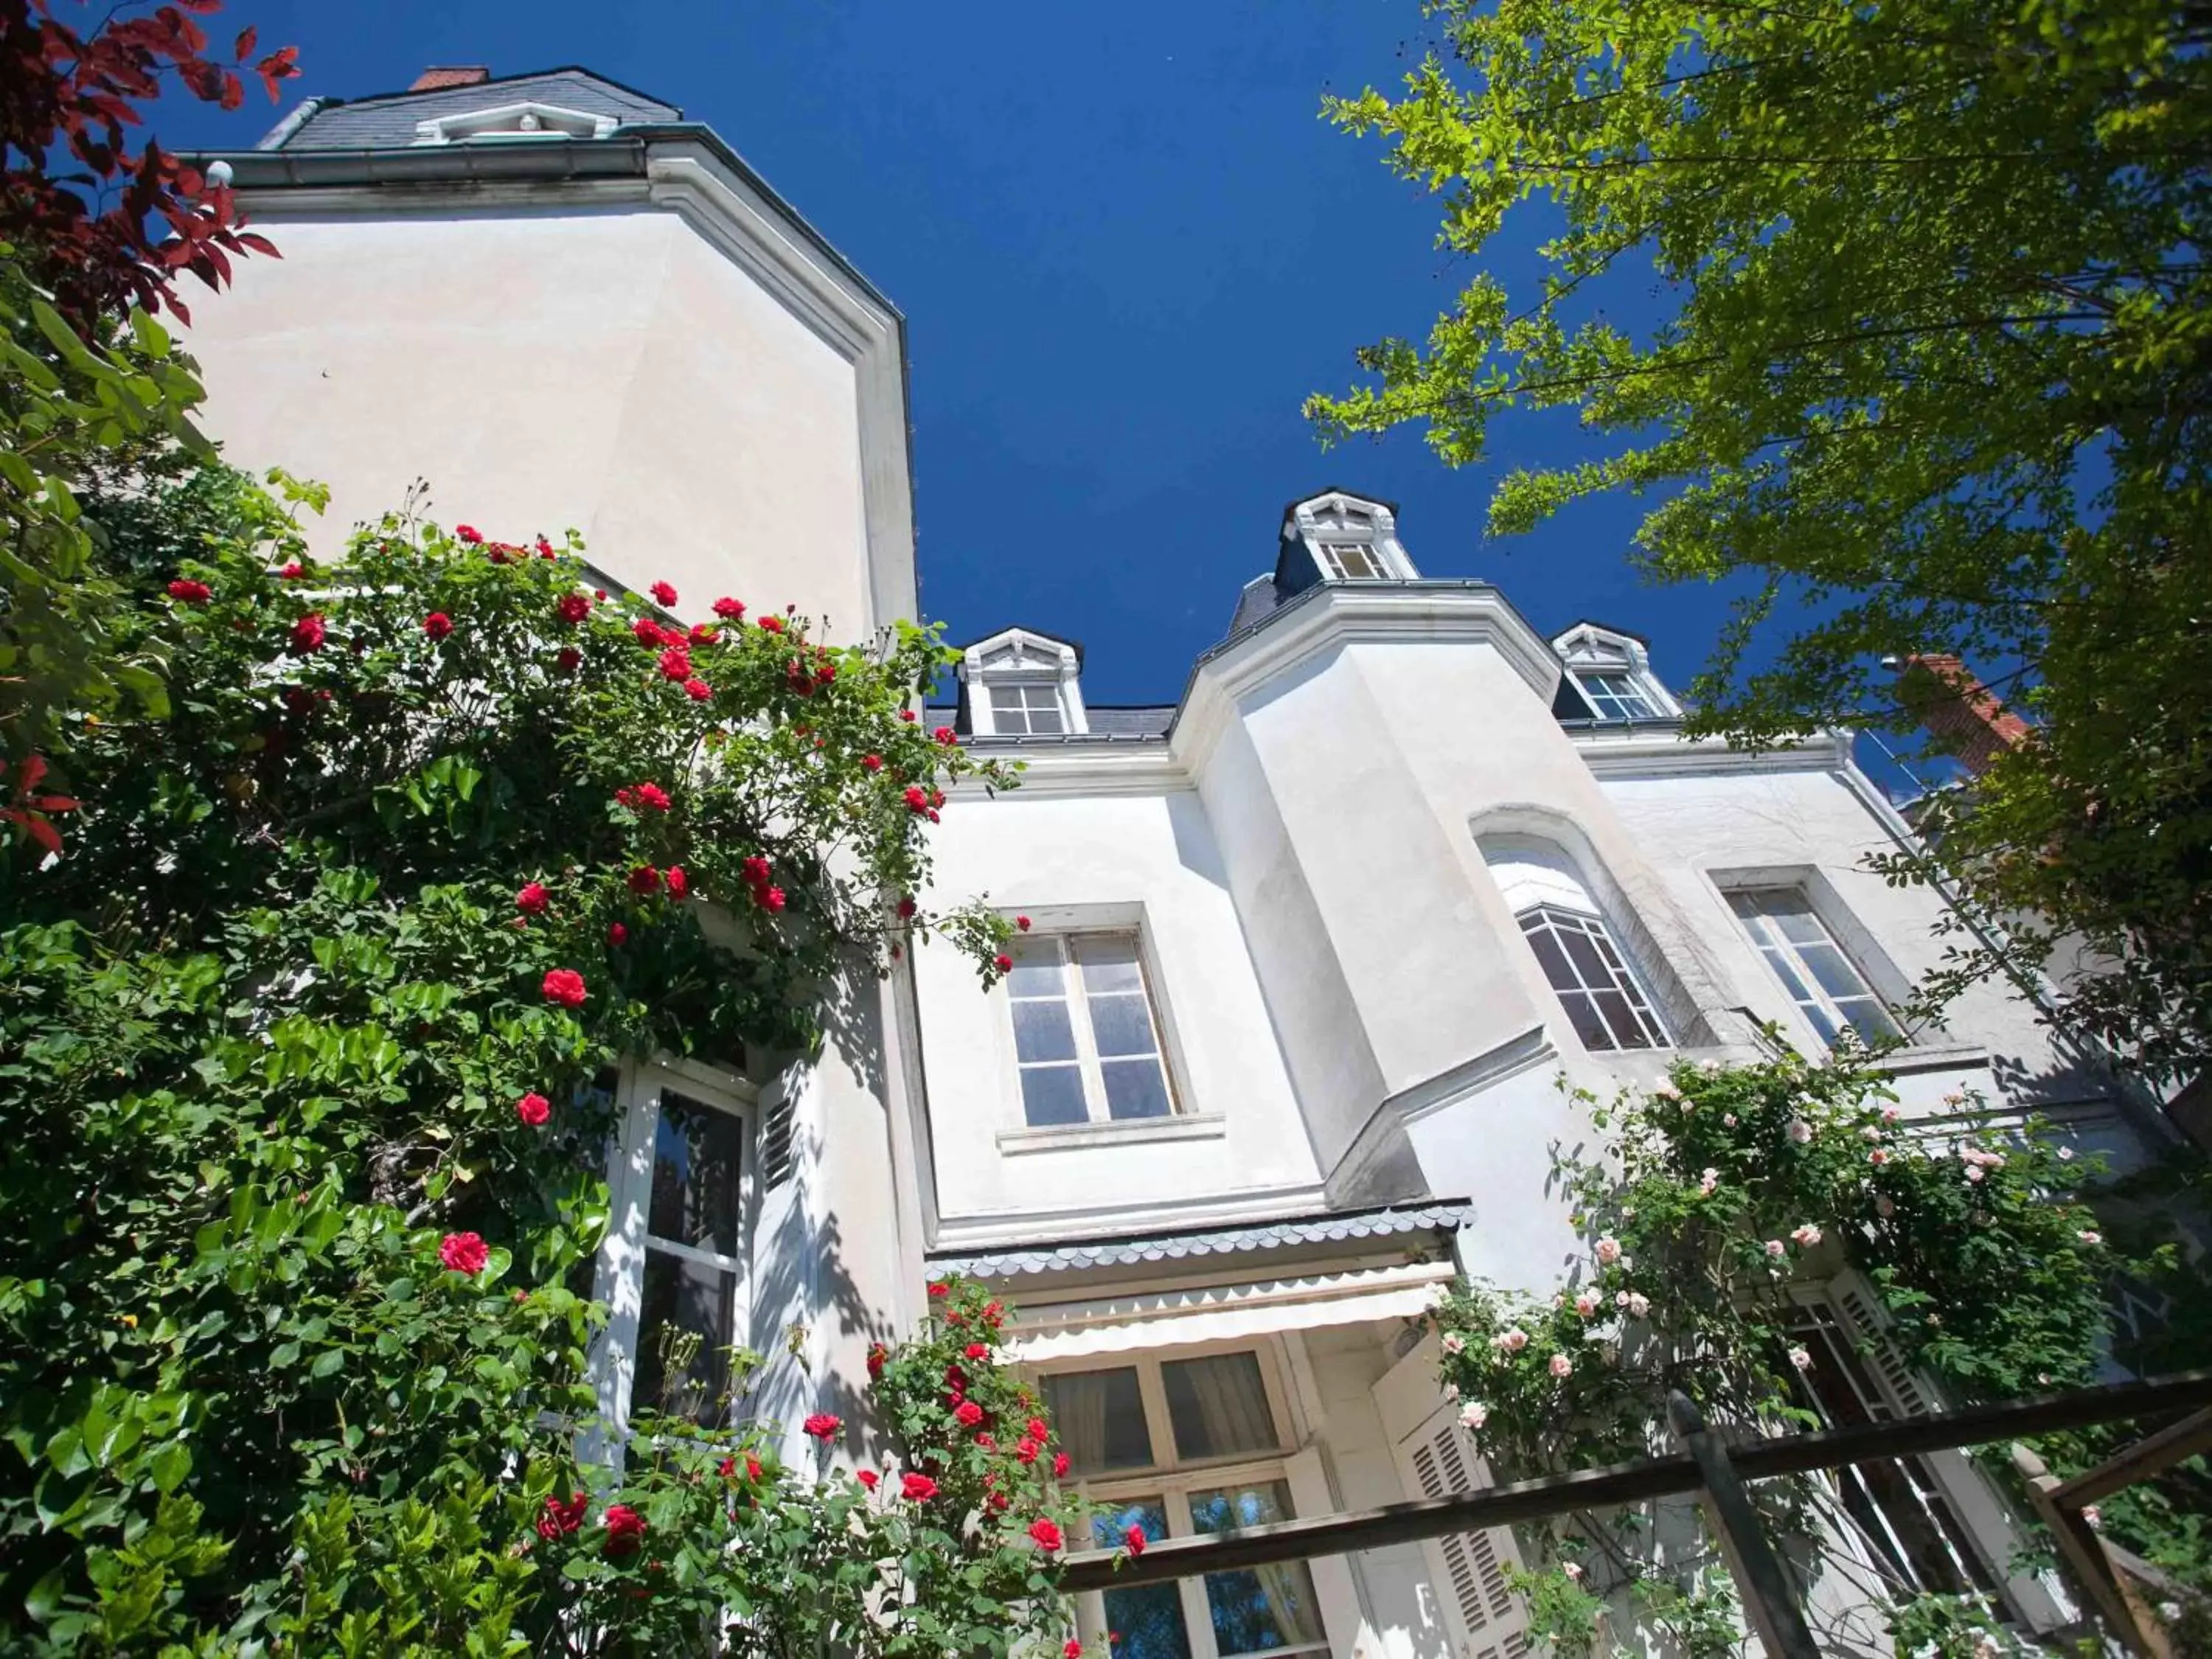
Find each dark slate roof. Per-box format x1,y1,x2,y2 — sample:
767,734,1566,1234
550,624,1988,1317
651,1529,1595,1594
1225,573,1283,638
1087,705,1176,737
267,68,681,151
930,1200,1473,1281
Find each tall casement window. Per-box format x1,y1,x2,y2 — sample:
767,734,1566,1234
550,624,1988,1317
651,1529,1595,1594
592,1062,756,1434
1482,838,1670,1053
1728,887,1901,1046
1006,931,1176,1126
1040,1349,1327,1659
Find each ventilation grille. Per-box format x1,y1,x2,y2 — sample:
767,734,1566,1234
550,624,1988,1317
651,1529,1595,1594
758,1088,796,1189
1411,1427,1517,1632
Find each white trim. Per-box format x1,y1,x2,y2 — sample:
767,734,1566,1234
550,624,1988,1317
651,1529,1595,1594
1550,622,1683,718
1006,1259,1455,1363
413,100,623,145
1281,490,1419,581
961,626,1087,737
998,1112,1227,1155
1572,725,1853,779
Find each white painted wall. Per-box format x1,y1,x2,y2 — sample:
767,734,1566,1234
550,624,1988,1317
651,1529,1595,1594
914,787,1321,1234
184,202,891,635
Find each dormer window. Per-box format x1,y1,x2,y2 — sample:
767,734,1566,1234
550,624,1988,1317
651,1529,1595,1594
1281,490,1417,588
1551,622,1680,724
960,627,1088,739
413,102,624,145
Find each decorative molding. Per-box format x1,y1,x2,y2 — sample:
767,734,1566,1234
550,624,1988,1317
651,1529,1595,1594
1283,489,1419,581
414,101,622,145
995,1112,1228,1156
1572,726,1852,779
961,625,1088,737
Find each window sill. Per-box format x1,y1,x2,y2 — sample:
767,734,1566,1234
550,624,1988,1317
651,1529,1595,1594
997,1113,1228,1156
1865,1041,1990,1077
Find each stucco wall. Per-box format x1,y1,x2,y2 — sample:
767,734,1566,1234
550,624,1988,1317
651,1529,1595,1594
184,204,880,634
913,788,1321,1232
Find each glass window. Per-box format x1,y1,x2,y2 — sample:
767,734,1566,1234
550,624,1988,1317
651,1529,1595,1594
1040,1366,1154,1475
989,680,1065,735
1575,670,1657,721
1094,1498,1192,1659
1162,1353,1279,1461
1517,904,1670,1051
1314,540,1385,580
1006,932,1176,1127
1188,1480,1327,1657
1728,888,1902,1046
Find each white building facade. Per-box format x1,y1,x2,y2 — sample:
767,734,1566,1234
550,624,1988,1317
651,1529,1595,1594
190,67,2177,1659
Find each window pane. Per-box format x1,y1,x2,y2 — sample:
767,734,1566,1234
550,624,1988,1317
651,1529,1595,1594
1040,1368,1152,1472
1026,703,1063,734
1557,924,1613,990
1521,924,1580,994
1796,940,1874,1003
633,1249,736,1427
1559,990,1618,1053
1018,1064,1088,1127
648,1091,745,1257
1075,934,1145,995
1101,1057,1173,1120
1006,937,1067,1000
1088,992,1158,1057
1189,1481,1325,1655
1840,998,1902,1043
1097,1498,1194,1658
1012,998,1078,1063
1162,1352,1277,1460
1592,988,1649,1049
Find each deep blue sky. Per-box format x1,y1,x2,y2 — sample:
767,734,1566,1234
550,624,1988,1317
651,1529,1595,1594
158,1,1732,711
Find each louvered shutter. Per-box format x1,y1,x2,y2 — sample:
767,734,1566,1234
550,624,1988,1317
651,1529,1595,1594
1830,1281,1934,1418
1373,1337,1531,1659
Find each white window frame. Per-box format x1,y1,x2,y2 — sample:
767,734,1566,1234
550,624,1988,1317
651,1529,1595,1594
1282,490,1419,583
1571,668,1660,722
984,677,1071,737
1726,885,1903,1048
1034,1346,1330,1659
962,627,1088,737
1514,900,1673,1052
1004,930,1180,1127
1312,539,1389,581
590,1057,758,1442
1550,623,1682,721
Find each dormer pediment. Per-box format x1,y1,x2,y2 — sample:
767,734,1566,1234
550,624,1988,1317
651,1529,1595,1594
414,101,623,145
1550,621,1679,720
956,627,1088,737
1276,487,1417,589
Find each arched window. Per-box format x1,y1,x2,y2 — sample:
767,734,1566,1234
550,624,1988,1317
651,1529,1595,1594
1481,838,1670,1053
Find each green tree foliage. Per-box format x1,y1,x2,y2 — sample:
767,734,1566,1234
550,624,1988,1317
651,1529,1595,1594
1307,0,2212,1080
1430,1051,2206,1654
0,475,1105,1653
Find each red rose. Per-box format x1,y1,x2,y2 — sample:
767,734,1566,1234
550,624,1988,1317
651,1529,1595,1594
290,613,327,653
602,1503,645,1557
946,1363,968,1393
897,897,917,919
279,560,305,580
630,617,661,647
718,1456,737,1478
167,577,211,605
1065,1644,1082,1659
984,1300,1005,1323
658,647,692,681
1026,1416,1049,1441
928,1281,950,1298
862,754,883,771
933,726,956,745
542,968,588,1008
537,1491,588,1540
628,866,661,895
607,922,628,946
866,1343,888,1378
955,1399,985,1428
990,1490,1010,1512
1016,916,1032,931
815,661,837,684
802,1413,841,1441
976,1432,995,1450
439,1231,490,1274
537,536,557,558
1123,1523,1146,1557
964,1342,989,1360
665,866,689,900
515,1091,551,1125
596,588,608,600
903,786,928,813
1017,1437,1040,1464
649,580,678,606
746,1454,762,1482
487,543,512,564
455,524,482,544
422,612,453,639
900,709,917,722
858,1468,880,1491
994,953,1013,973
758,614,784,634
901,1472,939,1502
557,592,591,625
1029,1517,1063,1553
616,781,669,813
712,597,746,620
761,886,785,912
1052,1451,1070,1478
517,882,550,915
557,647,584,674
683,678,712,701
282,686,314,715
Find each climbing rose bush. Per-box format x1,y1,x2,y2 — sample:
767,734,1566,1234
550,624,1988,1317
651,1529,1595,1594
1427,1049,2194,1658
0,476,1068,1652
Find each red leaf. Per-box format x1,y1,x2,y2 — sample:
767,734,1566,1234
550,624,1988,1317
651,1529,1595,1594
17,754,47,793
234,231,279,257
164,293,191,326
29,796,80,814
234,25,256,61
219,69,243,111
24,816,62,857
